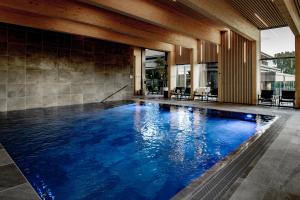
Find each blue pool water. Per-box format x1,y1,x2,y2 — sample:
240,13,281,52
0,102,274,200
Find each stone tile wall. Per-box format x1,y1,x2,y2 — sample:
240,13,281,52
0,23,134,112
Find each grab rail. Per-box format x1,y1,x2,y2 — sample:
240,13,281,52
101,84,129,103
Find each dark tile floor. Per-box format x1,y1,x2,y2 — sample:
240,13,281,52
0,147,40,200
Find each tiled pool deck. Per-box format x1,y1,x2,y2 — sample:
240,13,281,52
1,98,300,199
0,144,40,200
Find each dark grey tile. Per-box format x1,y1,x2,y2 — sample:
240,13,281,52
7,43,26,56
7,97,25,111
8,56,26,69
0,164,26,191
263,188,300,200
0,42,7,56
7,28,26,44
27,31,42,46
0,27,7,43
0,84,5,99
228,180,268,200
0,149,13,166
0,70,7,84
0,55,8,70
0,183,40,200
0,98,6,111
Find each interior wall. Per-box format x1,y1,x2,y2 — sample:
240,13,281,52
0,23,134,112
220,31,254,104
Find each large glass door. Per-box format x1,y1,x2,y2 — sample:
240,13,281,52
145,49,167,95
176,65,191,88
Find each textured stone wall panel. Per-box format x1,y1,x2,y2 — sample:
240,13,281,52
0,23,133,112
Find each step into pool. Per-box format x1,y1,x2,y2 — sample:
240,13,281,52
0,102,275,200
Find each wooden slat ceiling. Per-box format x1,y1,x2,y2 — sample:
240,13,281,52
226,0,287,29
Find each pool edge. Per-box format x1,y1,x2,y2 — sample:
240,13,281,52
0,100,288,200
171,113,289,200
0,143,41,199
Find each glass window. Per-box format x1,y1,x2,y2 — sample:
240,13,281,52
145,49,167,94
185,65,191,88
260,27,295,95
260,57,295,95
198,63,218,90
176,65,191,88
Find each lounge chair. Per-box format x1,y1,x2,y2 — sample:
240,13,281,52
279,90,295,108
194,87,206,101
181,87,192,99
207,88,218,102
258,90,275,106
147,85,159,95
171,87,184,99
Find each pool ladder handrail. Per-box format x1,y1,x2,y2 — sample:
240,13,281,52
100,84,128,103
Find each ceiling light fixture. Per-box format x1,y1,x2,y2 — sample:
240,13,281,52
179,45,182,56
228,30,231,50
254,13,268,27
200,43,203,62
243,42,246,63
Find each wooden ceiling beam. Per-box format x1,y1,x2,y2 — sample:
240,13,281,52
80,0,221,44
0,7,174,52
0,0,196,48
177,0,260,41
274,0,300,35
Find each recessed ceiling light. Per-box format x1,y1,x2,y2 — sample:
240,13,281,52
254,13,268,27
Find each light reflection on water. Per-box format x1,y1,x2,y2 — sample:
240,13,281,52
0,102,275,200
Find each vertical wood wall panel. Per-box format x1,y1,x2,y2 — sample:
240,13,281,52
175,45,190,65
220,31,253,104
198,40,218,63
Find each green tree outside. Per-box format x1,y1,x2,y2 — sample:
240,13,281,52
273,51,295,74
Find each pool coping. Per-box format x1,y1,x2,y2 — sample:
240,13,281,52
0,143,41,199
134,99,289,200
172,117,285,200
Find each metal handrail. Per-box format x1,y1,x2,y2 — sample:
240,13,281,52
101,85,128,103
